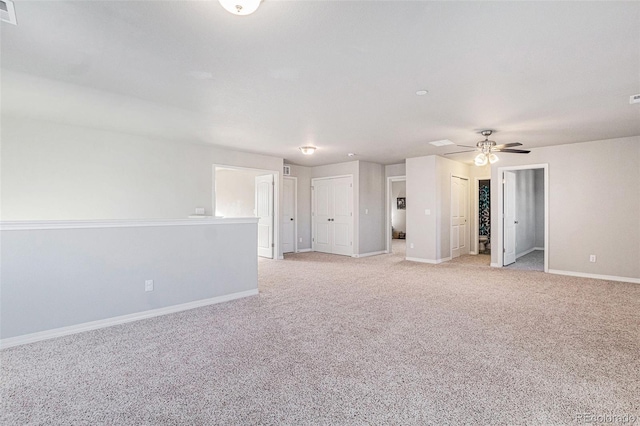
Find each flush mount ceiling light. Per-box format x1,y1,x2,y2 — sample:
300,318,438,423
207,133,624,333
299,146,316,155
218,0,261,15
415,90,429,96
347,153,356,157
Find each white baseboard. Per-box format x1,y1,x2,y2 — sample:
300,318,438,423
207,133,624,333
534,247,544,251
548,269,640,284
406,256,452,264
516,247,540,258
0,289,259,349
353,251,386,258
297,248,312,253
470,251,478,255
490,262,500,267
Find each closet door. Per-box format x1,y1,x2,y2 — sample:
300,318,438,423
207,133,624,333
331,177,353,256
312,176,353,256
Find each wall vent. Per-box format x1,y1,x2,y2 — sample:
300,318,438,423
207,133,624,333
283,165,291,176
630,94,640,104
0,0,17,25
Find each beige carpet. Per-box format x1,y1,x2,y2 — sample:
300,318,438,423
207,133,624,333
2,247,639,425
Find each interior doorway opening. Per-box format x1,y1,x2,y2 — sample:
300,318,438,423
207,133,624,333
385,176,406,254
497,164,549,272
213,165,279,259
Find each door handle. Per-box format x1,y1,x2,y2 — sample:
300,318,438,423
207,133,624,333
327,218,331,221
290,218,294,221
514,221,519,224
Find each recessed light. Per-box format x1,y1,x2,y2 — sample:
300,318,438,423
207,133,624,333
347,153,356,157
416,90,429,96
429,139,455,147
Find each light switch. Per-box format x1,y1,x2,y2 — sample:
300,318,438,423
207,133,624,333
365,209,369,215
425,209,431,215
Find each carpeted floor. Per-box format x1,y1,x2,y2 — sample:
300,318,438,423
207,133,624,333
2,247,639,425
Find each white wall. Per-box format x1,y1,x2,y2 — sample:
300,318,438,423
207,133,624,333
287,164,312,251
492,137,640,280
514,169,537,256
1,117,213,220
391,181,407,233
1,116,284,221
406,156,438,261
214,168,265,218
385,163,406,178
358,161,385,255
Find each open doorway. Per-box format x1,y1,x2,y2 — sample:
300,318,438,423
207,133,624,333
497,164,549,272
213,166,279,259
386,176,406,255
472,176,491,266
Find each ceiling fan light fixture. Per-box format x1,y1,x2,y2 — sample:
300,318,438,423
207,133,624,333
218,0,261,15
488,153,499,164
299,146,316,155
474,153,488,166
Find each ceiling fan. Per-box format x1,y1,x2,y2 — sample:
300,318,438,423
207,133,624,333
445,130,530,166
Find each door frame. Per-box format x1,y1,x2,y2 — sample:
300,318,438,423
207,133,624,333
472,175,491,255
495,163,549,272
212,164,280,260
283,176,298,254
385,175,406,253
311,175,354,256
450,173,470,259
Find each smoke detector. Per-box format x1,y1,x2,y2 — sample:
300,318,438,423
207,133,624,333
0,0,17,25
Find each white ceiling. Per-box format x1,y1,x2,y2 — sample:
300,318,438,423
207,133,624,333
2,1,639,166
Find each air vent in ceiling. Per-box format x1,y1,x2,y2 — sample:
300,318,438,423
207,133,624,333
630,94,640,104
0,0,16,25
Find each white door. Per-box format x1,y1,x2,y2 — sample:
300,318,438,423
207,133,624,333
282,177,295,254
503,171,517,266
451,176,469,258
312,176,353,256
331,177,353,256
255,174,274,258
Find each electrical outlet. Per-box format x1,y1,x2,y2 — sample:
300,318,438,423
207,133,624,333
589,255,596,263
365,208,369,215
425,209,431,215
410,243,414,249
145,280,154,292
195,207,205,215
299,238,302,243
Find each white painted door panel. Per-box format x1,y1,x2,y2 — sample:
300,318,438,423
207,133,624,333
255,174,274,259
282,178,295,253
312,176,353,256
504,171,517,266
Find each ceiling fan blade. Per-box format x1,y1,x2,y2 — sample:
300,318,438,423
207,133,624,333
493,142,522,149
457,144,477,148
494,148,531,154
443,150,476,155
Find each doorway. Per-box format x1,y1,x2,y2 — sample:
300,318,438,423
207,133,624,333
213,165,279,259
451,175,470,259
497,164,549,272
386,176,406,255
475,177,491,256
312,175,353,256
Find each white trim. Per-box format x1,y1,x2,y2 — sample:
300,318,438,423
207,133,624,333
311,174,353,181
470,251,478,255
534,246,544,251
496,164,549,273
516,247,540,259
0,218,258,231
353,250,385,258
0,289,259,349
297,248,312,253
406,256,452,264
385,175,406,253
490,262,500,267
548,269,640,284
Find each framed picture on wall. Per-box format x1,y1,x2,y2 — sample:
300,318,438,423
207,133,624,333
397,197,406,210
